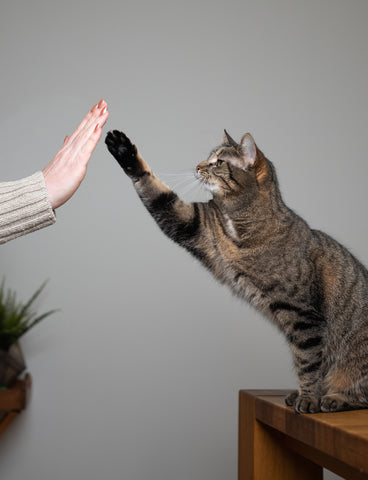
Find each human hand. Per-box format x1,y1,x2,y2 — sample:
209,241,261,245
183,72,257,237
43,99,109,209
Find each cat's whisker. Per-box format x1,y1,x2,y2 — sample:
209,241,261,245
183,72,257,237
156,170,213,202
158,171,197,192
178,178,202,197
158,170,194,175
172,178,199,194
158,171,195,180
186,176,214,202
173,175,197,186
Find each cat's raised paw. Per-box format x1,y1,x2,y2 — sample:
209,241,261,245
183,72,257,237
294,395,320,414
105,130,140,176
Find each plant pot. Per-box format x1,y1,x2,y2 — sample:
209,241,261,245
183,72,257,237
0,342,26,387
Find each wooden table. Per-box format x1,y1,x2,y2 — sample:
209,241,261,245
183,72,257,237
0,374,31,437
239,390,368,480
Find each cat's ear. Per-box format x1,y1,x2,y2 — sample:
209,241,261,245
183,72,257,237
240,133,257,167
240,133,269,184
223,129,238,147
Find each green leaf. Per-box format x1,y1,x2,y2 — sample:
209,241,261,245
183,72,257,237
0,279,58,350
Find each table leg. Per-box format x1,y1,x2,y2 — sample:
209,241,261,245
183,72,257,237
239,391,323,480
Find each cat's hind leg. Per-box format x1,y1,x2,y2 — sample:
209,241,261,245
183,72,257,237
320,393,353,412
321,371,368,412
321,385,368,412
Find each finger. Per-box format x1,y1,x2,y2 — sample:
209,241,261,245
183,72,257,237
98,106,109,127
79,123,104,161
66,106,108,161
69,100,107,142
77,107,109,143
78,108,109,144
93,123,103,143
78,110,109,163
76,101,108,138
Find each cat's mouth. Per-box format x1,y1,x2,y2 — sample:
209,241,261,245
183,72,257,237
195,171,219,192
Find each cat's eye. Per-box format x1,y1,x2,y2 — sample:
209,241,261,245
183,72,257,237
215,159,224,167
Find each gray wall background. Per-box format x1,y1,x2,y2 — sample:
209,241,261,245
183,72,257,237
0,1,367,479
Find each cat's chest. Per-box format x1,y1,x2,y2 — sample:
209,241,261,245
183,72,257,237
208,237,268,296
208,233,307,308
223,214,240,241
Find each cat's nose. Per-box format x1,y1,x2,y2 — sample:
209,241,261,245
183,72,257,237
196,161,206,174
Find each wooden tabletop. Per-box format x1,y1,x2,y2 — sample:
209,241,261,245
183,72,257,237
256,392,368,470
239,390,368,480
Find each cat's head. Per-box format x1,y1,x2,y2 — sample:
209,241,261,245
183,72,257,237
195,131,271,200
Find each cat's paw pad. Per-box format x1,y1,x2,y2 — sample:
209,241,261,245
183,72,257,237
105,130,138,174
320,394,347,413
285,390,299,407
294,395,320,414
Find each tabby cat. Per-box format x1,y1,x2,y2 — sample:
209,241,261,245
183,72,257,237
105,129,368,413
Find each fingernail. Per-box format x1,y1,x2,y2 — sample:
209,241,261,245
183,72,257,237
98,99,104,108
91,104,97,112
100,107,107,116
95,124,100,132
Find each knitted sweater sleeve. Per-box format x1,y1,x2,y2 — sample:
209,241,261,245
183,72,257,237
0,172,56,244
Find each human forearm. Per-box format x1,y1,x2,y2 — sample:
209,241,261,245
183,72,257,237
0,171,56,244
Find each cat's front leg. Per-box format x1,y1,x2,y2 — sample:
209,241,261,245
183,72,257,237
105,130,150,179
105,130,209,258
289,344,323,413
271,305,324,413
284,390,299,407
285,378,321,414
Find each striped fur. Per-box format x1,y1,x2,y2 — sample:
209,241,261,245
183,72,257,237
106,129,368,413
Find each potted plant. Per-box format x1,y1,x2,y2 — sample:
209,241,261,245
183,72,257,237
0,280,57,387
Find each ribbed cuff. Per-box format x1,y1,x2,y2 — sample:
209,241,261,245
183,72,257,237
0,171,56,244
